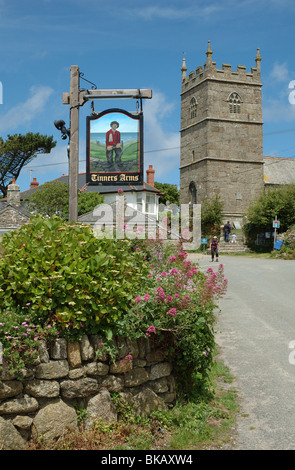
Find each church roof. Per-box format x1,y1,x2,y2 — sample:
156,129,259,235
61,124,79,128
263,157,295,185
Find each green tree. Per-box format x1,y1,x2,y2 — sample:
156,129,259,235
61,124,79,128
0,133,56,197
25,181,104,219
78,191,104,216
244,184,295,246
154,182,180,205
201,194,224,237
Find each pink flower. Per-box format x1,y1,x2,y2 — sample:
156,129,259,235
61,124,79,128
156,286,164,292
169,268,178,275
165,295,173,303
167,308,177,318
144,294,150,301
147,325,156,334
135,296,142,303
168,256,176,262
125,354,133,361
174,293,180,299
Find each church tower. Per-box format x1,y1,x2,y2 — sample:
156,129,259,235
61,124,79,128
180,42,264,224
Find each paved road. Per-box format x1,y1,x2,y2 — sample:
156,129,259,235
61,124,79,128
188,253,295,450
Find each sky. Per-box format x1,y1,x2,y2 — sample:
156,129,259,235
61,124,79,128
1,0,295,192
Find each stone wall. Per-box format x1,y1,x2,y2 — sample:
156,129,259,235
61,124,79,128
0,334,176,450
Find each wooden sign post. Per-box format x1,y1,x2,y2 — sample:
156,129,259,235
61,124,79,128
63,66,152,222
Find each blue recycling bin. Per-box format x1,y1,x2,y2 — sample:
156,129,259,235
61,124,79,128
274,240,283,250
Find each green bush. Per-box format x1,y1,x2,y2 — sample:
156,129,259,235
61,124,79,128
0,216,148,345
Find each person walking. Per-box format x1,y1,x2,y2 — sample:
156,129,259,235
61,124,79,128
210,236,220,262
223,221,231,243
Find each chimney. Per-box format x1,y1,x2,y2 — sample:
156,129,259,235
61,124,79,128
30,177,39,189
146,164,155,187
7,178,20,206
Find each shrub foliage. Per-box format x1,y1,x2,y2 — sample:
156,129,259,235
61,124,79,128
0,216,227,394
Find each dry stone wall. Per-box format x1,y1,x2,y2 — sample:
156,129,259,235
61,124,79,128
0,334,176,450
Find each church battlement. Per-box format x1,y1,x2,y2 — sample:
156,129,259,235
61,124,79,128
181,41,261,91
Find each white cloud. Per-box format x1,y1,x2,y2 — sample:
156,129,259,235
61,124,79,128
143,91,180,180
270,62,289,82
0,85,54,133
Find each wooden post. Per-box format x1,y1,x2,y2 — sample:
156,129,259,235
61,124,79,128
69,65,80,222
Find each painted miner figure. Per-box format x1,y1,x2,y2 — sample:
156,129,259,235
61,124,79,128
106,120,122,169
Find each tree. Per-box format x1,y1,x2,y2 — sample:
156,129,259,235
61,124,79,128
78,191,104,216
25,181,69,218
244,184,295,247
25,181,104,219
154,182,180,205
201,194,224,237
0,133,56,197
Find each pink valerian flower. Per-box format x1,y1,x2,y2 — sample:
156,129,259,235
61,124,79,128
144,294,150,301
157,291,166,301
156,286,164,292
174,293,180,299
168,256,176,262
146,325,156,337
167,308,177,318
169,268,178,275
165,295,173,303
135,296,142,303
125,354,133,361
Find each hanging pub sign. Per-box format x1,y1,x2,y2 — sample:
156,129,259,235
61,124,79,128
86,108,143,185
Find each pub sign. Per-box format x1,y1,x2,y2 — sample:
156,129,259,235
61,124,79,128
86,108,143,185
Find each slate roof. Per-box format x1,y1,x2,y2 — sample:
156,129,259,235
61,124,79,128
20,172,161,201
0,200,31,218
264,157,295,185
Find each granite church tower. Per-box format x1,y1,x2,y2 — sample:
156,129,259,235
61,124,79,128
180,42,264,224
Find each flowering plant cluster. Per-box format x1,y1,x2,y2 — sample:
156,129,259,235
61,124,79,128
0,307,59,376
115,238,228,393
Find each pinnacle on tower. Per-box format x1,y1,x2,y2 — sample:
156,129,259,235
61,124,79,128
255,48,261,76
181,53,187,81
255,48,262,62
206,40,213,62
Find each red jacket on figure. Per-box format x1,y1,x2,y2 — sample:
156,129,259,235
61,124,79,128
106,129,120,147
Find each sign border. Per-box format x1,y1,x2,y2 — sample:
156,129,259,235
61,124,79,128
86,108,143,186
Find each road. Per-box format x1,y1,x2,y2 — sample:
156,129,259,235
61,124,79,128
188,253,295,450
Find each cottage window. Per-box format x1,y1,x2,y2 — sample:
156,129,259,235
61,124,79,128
146,194,155,214
136,193,143,212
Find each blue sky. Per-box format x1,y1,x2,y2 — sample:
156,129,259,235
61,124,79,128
1,0,295,192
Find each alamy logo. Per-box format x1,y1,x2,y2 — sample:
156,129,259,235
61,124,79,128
288,340,295,364
288,81,295,105
0,81,2,105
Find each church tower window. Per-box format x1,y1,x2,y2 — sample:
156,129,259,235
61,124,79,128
228,92,242,114
190,97,198,119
